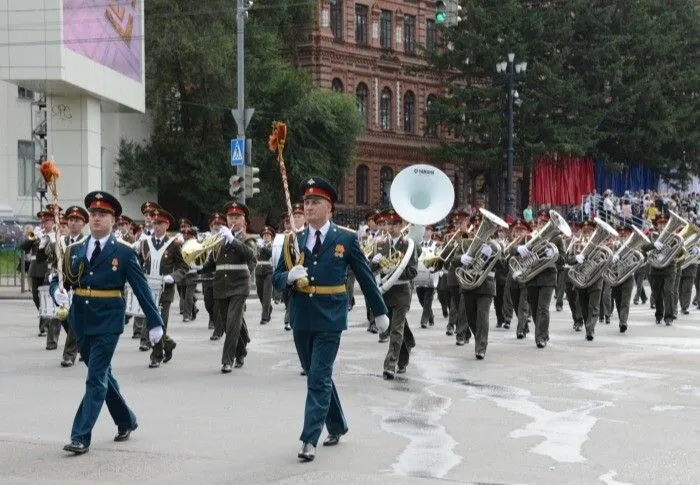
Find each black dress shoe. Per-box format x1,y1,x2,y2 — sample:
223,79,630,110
605,317,610,324
46,343,57,350
446,326,454,336
284,323,292,331
442,309,448,318
221,364,232,373
234,357,244,368
131,333,140,339
368,323,378,333
163,342,176,363
455,338,466,346
536,340,546,349
516,332,525,340
397,366,407,374
260,320,268,325
323,434,342,446
503,322,510,329
665,320,672,326
60,359,74,368
475,351,485,360
300,369,307,376
586,333,594,341
496,322,503,328
420,322,428,329
298,442,316,462
682,309,689,315
149,360,161,368
139,343,150,351
619,324,628,333
63,441,89,454
114,423,138,442
383,370,395,380
210,334,221,341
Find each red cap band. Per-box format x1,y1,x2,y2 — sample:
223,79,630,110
303,187,332,201
89,200,115,214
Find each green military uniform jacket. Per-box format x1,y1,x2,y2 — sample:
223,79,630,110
370,235,418,306
203,231,257,299
255,241,274,278
23,236,50,279
642,232,677,277
272,223,387,332
511,235,566,288
450,236,497,296
49,235,164,336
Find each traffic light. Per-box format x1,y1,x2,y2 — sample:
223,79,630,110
229,168,245,203
244,165,260,198
434,0,461,27
435,0,447,24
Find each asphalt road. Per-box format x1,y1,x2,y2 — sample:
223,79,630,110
0,287,699,485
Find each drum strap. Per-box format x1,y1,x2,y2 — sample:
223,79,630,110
146,237,176,276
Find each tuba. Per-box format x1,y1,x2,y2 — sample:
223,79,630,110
181,231,224,265
509,210,572,284
455,209,508,290
568,217,619,288
379,164,455,293
677,224,700,270
648,211,689,269
603,226,650,286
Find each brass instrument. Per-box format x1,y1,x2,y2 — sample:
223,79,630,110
501,233,526,263
568,217,619,289
678,225,700,270
648,211,690,269
603,226,650,286
182,231,225,265
455,209,508,290
509,210,572,284
424,228,468,268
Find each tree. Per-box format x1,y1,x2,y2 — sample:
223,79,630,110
117,0,364,222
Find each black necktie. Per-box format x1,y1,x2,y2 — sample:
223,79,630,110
90,240,101,264
155,239,162,250
312,230,322,255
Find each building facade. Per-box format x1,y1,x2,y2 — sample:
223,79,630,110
296,0,466,216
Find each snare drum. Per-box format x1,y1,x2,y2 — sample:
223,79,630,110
38,285,73,318
125,276,164,317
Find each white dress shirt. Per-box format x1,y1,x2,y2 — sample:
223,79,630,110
306,221,331,252
86,233,111,261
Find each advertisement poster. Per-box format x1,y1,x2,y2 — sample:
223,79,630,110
63,0,142,82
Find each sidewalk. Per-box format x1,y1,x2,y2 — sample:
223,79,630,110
0,286,31,300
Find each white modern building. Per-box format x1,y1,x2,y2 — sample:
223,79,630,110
0,0,153,222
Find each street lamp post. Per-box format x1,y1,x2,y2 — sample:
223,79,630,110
496,54,527,218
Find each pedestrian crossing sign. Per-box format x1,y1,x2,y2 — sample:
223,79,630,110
230,138,245,166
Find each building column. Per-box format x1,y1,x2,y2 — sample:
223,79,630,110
46,95,102,206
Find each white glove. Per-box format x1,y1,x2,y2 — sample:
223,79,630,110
517,245,530,257
39,235,50,249
371,253,384,264
693,247,700,257
287,265,308,284
612,254,620,264
481,245,493,259
544,247,555,258
375,314,390,333
53,289,70,307
219,225,235,243
654,240,664,251
149,326,164,345
460,254,473,266
575,254,585,264
380,266,391,275
163,275,175,285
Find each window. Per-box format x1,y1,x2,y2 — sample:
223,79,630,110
403,91,415,133
331,78,344,92
330,0,343,41
355,4,368,46
380,87,392,131
426,19,437,52
18,141,35,196
403,15,416,55
356,83,368,125
18,86,34,100
356,165,369,205
380,11,392,50
425,94,437,136
379,166,394,205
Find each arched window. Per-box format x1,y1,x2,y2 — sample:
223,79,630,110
425,94,437,136
331,78,344,92
356,164,369,205
356,83,368,126
380,87,392,131
379,166,394,205
403,91,415,134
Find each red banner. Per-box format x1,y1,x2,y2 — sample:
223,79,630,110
531,155,595,206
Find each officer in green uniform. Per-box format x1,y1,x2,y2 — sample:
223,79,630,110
255,226,275,324
445,211,471,341
369,209,417,378
567,222,604,341
452,225,501,359
46,205,88,365
679,253,699,314
514,211,565,347
643,215,677,325
136,208,189,367
272,177,389,463
180,226,199,322
50,191,164,454
204,202,257,372
453,213,484,346
176,218,193,318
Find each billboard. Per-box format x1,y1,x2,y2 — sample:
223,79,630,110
63,0,143,83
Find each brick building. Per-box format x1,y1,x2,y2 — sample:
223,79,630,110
295,0,465,219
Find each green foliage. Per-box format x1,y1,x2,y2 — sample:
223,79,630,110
425,0,700,184
117,0,361,218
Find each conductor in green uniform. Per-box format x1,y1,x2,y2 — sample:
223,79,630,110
50,191,164,454
273,177,389,463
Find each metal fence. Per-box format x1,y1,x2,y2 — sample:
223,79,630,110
0,248,25,289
